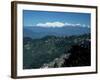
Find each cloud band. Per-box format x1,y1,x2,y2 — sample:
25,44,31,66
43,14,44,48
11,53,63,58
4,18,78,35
36,22,89,28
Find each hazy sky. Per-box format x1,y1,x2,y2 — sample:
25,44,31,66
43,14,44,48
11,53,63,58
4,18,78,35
23,10,91,28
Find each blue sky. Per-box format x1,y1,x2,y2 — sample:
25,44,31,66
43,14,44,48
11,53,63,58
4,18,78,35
23,10,91,28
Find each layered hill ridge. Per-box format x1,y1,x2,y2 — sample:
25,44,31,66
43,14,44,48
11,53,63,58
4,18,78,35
23,26,90,39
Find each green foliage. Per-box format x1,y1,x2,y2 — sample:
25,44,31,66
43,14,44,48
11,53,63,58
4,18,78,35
61,40,91,67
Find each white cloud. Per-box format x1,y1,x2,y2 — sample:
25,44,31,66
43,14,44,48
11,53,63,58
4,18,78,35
36,21,89,28
36,22,65,28
65,23,81,27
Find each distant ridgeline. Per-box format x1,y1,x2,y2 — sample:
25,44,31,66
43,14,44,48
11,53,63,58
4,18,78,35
23,33,91,69
23,26,90,39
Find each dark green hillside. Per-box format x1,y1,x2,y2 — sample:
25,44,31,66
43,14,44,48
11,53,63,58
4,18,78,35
62,40,91,67
23,34,90,69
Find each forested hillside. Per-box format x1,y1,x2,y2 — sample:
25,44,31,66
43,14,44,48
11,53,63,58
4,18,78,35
23,34,90,69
